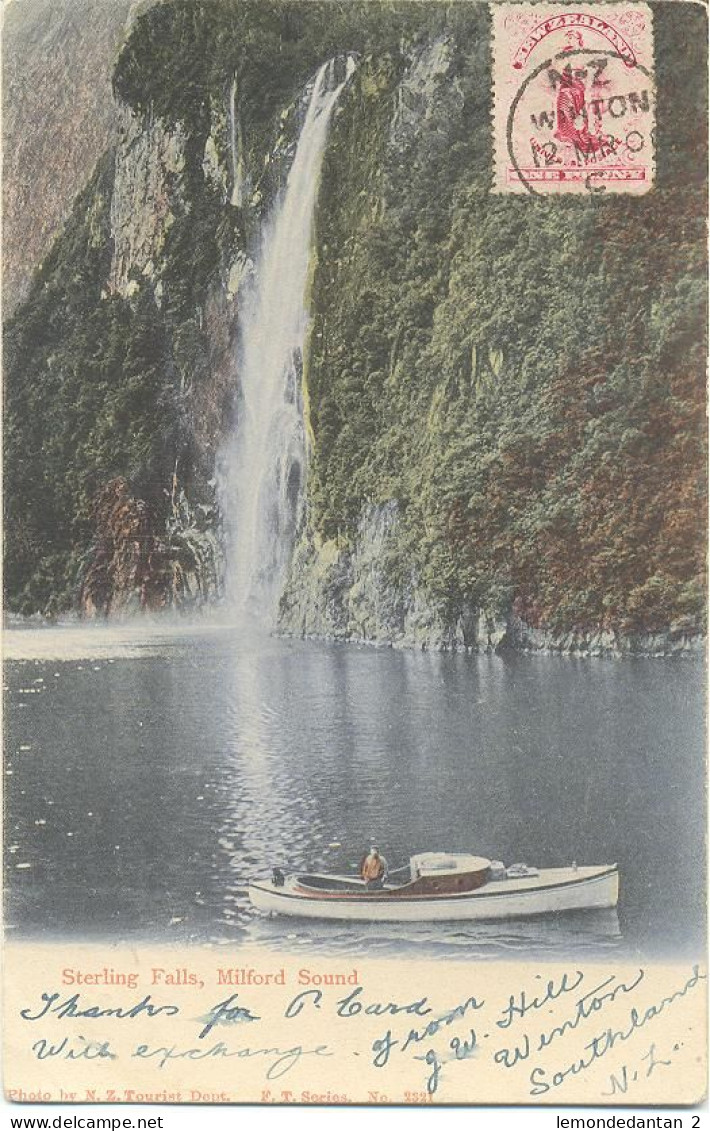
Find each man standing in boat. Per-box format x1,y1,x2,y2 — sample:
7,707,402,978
360,845,388,890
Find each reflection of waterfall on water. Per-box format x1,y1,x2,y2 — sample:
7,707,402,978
222,56,355,621
212,640,330,934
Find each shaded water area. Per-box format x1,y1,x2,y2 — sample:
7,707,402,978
4,623,705,961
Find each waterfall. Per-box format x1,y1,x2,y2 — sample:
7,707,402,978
228,74,244,208
222,56,355,621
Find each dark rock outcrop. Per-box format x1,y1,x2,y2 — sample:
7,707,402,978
79,477,219,617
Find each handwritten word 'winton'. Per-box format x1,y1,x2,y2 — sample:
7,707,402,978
494,970,644,1069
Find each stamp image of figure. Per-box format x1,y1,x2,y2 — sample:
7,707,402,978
493,3,655,195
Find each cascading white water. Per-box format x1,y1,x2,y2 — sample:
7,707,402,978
222,56,355,620
228,74,244,208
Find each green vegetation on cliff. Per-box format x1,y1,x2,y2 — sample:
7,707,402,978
4,157,178,612
4,0,707,639
308,3,707,637
4,0,426,615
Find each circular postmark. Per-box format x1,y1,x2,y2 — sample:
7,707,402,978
506,48,655,196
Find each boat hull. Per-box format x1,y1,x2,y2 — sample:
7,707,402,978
248,865,619,922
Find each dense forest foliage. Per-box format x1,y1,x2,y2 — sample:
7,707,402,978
4,0,431,614
4,0,707,639
4,158,177,611
307,2,708,636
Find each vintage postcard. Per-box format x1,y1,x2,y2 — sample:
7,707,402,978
2,0,707,1111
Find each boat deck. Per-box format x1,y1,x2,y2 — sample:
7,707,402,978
291,865,612,900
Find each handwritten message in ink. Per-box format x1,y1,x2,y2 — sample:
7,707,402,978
4,947,706,1105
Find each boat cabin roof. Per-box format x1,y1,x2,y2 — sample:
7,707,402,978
410,852,490,877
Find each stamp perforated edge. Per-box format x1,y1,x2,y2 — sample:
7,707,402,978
491,1,656,196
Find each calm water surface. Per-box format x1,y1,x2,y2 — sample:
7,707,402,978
3,623,705,960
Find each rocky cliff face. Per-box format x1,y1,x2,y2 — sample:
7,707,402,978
279,38,477,650
5,1,706,654
279,503,702,657
2,0,139,315
109,109,187,298
79,477,219,618
277,7,706,657
279,500,490,650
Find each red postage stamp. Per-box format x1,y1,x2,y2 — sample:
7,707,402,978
493,3,655,194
